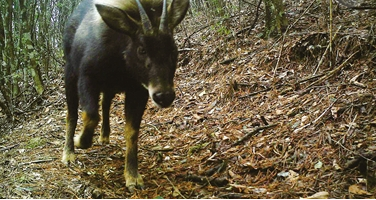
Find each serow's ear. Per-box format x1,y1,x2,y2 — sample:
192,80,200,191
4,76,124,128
96,4,137,35
168,0,190,29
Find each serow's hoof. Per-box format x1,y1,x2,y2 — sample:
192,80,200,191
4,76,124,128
98,136,110,145
62,151,75,165
74,136,92,149
125,173,144,193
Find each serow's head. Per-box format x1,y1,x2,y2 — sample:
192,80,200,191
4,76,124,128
96,0,189,107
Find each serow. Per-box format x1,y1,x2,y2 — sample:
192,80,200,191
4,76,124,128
62,0,189,191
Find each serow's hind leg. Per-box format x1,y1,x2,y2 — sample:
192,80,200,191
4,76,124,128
74,77,100,149
62,67,78,165
124,89,148,192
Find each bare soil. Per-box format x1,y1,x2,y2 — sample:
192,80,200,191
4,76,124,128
1,1,376,198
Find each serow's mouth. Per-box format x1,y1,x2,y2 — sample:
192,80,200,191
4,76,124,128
147,84,175,108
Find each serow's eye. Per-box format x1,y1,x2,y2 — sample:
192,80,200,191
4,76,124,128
138,46,146,55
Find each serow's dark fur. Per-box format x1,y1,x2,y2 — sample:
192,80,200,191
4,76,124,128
61,0,189,191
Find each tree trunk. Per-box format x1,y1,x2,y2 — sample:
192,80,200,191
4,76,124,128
20,0,45,95
4,0,20,97
263,0,288,38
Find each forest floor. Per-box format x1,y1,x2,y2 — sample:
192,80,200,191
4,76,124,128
1,1,376,199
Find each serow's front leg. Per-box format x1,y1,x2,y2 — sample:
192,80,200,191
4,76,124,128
124,89,148,192
99,92,115,144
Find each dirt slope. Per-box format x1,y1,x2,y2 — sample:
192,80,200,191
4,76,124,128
1,1,376,198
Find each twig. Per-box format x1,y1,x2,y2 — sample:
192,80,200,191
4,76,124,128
164,175,186,199
232,124,278,146
232,0,262,37
238,88,271,99
219,193,248,199
204,161,227,176
289,31,376,38
183,24,210,47
298,73,326,84
0,144,19,151
145,123,162,134
293,98,338,133
336,0,376,10
273,1,315,76
207,152,217,161
333,137,376,170
343,6,376,10
19,158,56,166
306,51,358,89
345,150,376,169
184,175,228,187
350,73,367,88
342,113,358,143
249,0,262,36
220,57,237,65
313,99,339,124
314,25,342,74
329,0,334,69
153,180,161,188
183,12,250,47
178,48,198,53
142,146,174,152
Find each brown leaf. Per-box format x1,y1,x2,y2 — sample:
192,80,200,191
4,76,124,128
305,191,329,199
228,170,242,179
349,184,372,196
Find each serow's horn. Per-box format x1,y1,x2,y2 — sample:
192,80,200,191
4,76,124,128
135,0,152,33
159,0,168,32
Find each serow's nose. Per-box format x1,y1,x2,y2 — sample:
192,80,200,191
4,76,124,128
152,91,175,108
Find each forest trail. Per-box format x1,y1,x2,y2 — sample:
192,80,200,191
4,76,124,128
1,1,376,198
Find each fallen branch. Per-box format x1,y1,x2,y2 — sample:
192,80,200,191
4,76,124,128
298,73,326,84
145,123,162,134
204,161,227,176
219,193,248,199
336,0,376,10
312,99,338,125
293,98,338,133
183,12,251,47
231,0,262,37
350,73,367,88
232,124,278,146
19,158,56,166
314,25,342,74
164,175,186,199
345,151,376,170
178,48,198,53
274,1,316,76
184,175,228,187
146,145,174,152
306,51,358,89
0,144,19,151
182,24,210,47
238,88,271,99
220,57,237,65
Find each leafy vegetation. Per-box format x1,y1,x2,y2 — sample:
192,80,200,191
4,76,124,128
0,0,80,122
